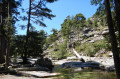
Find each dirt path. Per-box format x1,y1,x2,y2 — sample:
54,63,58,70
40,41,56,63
0,75,52,79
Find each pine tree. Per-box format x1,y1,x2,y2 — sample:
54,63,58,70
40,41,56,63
0,0,22,65
23,0,57,63
114,0,120,41
91,0,120,78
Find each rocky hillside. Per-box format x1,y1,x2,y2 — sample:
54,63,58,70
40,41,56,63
43,26,112,60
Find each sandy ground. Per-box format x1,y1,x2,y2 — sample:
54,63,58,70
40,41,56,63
0,74,52,79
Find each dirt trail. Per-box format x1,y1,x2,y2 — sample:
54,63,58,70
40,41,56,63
0,75,52,79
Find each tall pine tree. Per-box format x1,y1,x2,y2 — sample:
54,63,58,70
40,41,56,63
23,0,57,63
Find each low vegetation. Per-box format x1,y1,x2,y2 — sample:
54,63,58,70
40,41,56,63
53,67,116,79
49,41,68,60
75,39,111,57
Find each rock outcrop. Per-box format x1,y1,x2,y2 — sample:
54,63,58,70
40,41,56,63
55,56,114,71
44,26,115,71
35,58,54,71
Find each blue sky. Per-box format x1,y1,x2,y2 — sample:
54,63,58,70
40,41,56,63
16,0,98,35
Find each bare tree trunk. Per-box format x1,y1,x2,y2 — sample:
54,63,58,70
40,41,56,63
0,37,5,64
105,0,120,79
24,0,32,63
0,0,6,64
6,38,10,68
0,23,5,64
5,0,11,68
114,0,120,41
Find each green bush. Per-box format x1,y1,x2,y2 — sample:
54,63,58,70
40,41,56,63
56,43,68,59
75,39,110,56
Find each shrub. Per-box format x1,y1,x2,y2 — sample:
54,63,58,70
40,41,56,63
75,39,110,56
56,43,68,59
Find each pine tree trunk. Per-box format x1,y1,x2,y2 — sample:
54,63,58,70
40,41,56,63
0,37,5,64
24,0,32,63
114,0,120,41
6,38,10,68
0,0,6,64
105,0,120,79
5,0,11,68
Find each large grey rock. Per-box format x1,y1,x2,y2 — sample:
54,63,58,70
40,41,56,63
61,61,101,69
35,58,54,71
